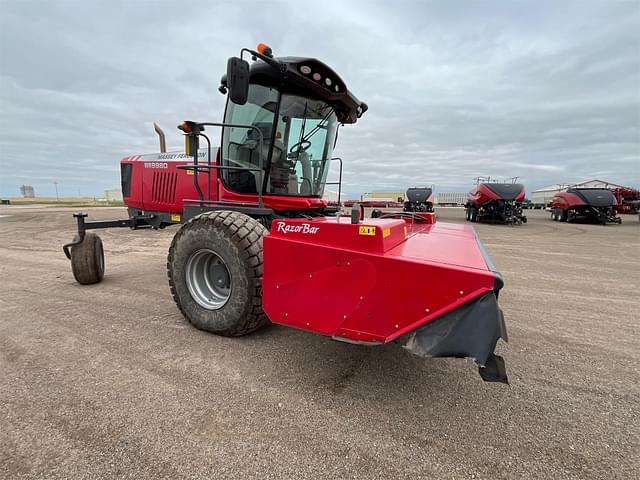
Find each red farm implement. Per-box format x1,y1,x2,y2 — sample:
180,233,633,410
63,44,508,383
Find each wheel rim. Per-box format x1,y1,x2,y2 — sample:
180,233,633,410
185,249,231,310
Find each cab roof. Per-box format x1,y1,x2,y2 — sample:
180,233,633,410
222,56,367,124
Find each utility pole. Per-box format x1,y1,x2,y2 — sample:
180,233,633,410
53,181,59,201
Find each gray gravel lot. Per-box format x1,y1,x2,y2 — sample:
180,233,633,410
1,206,638,479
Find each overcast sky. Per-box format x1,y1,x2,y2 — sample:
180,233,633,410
0,0,638,198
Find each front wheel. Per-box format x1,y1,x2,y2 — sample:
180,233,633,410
167,211,268,336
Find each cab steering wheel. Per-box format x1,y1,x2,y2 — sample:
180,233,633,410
288,140,311,158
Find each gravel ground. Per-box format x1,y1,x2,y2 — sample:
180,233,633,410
0,206,638,479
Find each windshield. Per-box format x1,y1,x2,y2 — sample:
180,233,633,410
220,85,338,198
269,94,338,196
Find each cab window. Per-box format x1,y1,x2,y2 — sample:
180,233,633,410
221,85,279,193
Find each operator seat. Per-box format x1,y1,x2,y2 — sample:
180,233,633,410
296,150,313,195
267,140,291,194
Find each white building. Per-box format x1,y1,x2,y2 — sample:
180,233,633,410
437,192,467,206
104,189,123,202
360,192,405,203
531,179,627,205
322,189,340,203
20,184,35,198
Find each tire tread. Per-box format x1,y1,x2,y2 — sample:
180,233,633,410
167,211,268,336
71,233,104,285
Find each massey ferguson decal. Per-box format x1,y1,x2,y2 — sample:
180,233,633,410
136,151,207,163
156,151,206,160
275,221,319,234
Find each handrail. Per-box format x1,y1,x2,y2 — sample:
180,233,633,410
188,122,265,208
177,164,263,173
181,123,344,211
182,198,263,208
325,157,343,206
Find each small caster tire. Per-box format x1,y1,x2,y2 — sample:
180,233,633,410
71,233,105,285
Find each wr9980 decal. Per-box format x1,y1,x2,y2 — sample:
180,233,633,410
144,162,169,169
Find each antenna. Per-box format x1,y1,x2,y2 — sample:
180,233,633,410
474,176,491,185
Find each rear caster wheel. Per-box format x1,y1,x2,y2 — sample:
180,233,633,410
167,210,268,336
70,233,104,285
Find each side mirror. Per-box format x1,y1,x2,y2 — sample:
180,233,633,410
226,57,250,105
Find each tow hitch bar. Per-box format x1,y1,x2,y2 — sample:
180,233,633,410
63,212,155,259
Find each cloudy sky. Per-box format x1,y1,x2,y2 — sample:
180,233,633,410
0,0,638,198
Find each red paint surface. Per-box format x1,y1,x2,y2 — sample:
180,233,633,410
549,191,586,210
263,217,497,343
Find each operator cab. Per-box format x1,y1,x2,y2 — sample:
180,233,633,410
219,45,367,199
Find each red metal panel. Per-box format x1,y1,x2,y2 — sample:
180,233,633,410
550,192,586,209
388,223,488,271
269,217,408,254
263,218,496,343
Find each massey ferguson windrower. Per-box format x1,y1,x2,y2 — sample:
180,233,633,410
63,44,509,383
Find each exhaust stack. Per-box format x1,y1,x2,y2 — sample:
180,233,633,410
154,122,166,153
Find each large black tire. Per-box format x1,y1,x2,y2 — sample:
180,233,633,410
167,210,268,336
71,233,104,285
559,209,568,222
